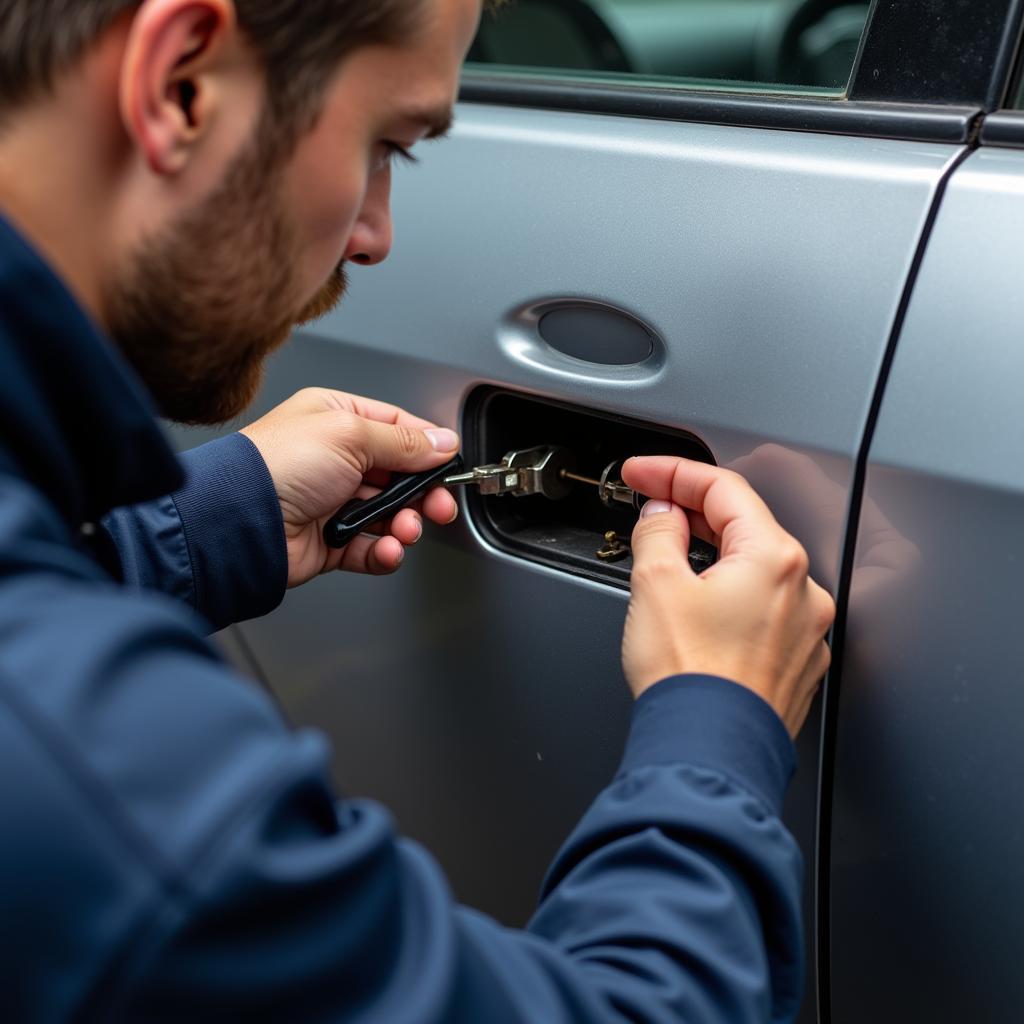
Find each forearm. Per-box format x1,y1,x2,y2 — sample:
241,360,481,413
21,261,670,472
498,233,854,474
102,433,287,631
123,675,802,1023
525,674,803,1022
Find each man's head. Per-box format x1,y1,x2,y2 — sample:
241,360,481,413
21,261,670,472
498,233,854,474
0,0,483,422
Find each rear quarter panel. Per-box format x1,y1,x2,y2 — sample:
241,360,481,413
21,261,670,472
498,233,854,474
830,146,1024,1023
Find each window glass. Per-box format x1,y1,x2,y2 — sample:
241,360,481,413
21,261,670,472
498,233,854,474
1014,75,1024,107
468,1,873,94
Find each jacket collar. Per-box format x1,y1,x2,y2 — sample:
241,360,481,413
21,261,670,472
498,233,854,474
0,214,184,529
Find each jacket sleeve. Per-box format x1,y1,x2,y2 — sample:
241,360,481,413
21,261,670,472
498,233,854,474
100,433,288,631
117,674,804,1023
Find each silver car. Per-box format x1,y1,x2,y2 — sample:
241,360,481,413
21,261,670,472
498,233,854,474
180,1,1024,1019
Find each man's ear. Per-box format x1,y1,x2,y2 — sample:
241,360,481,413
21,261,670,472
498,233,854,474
119,0,237,175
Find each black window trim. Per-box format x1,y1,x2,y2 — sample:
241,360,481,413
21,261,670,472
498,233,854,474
460,0,1024,145
980,5,1024,149
460,73,980,144
981,108,1024,146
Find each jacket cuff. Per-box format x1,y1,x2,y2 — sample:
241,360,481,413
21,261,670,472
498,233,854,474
171,433,288,630
619,675,796,817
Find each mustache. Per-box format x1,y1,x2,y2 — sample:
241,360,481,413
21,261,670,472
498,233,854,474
294,261,349,326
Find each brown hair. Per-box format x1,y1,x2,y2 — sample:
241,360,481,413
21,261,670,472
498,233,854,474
0,0,426,132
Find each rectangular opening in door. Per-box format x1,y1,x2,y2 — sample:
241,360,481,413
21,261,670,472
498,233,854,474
463,388,717,588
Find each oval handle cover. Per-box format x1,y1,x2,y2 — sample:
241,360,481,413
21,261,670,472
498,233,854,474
538,305,656,366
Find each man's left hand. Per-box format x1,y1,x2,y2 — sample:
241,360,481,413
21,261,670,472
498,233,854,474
241,388,460,587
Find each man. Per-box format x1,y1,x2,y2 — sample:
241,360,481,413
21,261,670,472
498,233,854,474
0,0,835,1019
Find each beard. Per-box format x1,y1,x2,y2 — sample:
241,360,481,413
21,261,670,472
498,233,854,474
105,124,349,425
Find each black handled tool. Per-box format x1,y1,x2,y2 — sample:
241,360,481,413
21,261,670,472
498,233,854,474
323,455,464,550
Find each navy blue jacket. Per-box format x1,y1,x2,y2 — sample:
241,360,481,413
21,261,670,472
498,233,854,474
0,214,803,1022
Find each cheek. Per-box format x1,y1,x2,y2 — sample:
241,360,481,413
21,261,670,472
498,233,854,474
298,178,364,286
282,147,367,289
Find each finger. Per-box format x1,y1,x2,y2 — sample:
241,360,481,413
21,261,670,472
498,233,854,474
422,486,458,526
337,533,405,575
686,509,718,547
369,535,405,575
264,389,442,433
319,389,442,433
622,456,780,557
274,388,356,416
349,395,443,433
815,638,833,679
630,500,697,586
353,417,460,475
809,579,838,636
290,388,430,428
390,508,424,547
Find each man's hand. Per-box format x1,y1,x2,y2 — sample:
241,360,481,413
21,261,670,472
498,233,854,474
620,457,836,738
240,389,460,587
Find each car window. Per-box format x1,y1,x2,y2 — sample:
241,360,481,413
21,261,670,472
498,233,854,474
468,0,873,94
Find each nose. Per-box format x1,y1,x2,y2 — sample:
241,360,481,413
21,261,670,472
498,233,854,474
344,165,393,266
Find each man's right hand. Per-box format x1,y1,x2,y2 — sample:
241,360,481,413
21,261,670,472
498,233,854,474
620,456,836,739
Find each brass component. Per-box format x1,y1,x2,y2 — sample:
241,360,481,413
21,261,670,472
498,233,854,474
596,530,630,562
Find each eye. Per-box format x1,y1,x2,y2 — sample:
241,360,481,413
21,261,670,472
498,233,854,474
383,142,419,168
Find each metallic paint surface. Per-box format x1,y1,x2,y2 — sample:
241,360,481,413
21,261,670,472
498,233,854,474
830,147,1024,1023
179,106,961,1021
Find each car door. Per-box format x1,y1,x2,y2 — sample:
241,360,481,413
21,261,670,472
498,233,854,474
183,2,1023,1020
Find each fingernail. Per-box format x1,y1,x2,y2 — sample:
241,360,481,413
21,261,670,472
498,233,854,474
425,428,459,452
641,500,673,518
412,518,423,543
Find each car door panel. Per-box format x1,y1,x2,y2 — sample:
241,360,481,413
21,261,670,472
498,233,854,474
190,104,961,1019
163,101,962,1024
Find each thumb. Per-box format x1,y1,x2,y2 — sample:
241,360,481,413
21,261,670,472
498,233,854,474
354,418,460,473
630,500,696,583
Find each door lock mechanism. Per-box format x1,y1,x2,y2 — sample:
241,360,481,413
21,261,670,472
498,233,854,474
323,444,643,551
446,446,641,510
460,389,717,588
444,445,577,500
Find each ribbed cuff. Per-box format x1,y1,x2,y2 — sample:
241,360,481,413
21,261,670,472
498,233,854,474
171,434,288,631
619,675,796,816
